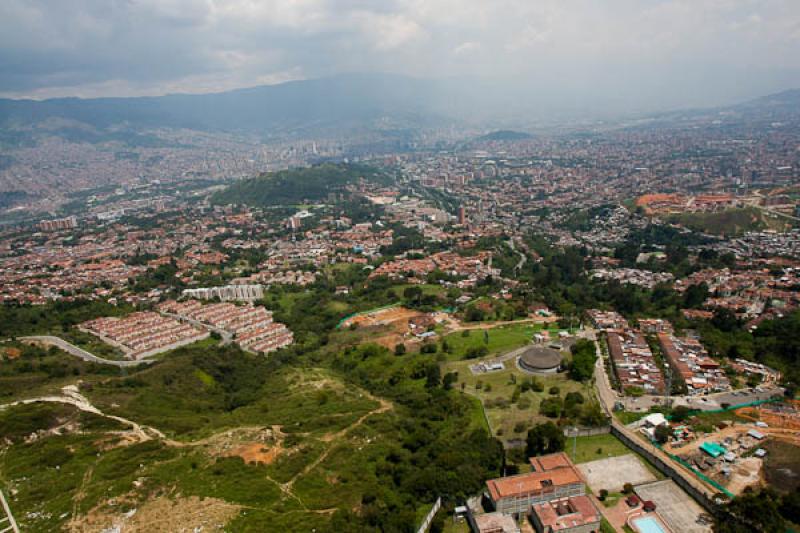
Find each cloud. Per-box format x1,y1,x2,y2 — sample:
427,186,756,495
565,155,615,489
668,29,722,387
0,0,799,109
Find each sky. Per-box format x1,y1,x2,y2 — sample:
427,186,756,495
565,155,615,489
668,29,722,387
1,0,800,112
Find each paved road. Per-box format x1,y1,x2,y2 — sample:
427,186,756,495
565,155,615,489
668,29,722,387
619,385,782,413
592,343,722,502
16,335,154,368
507,237,527,274
159,311,233,345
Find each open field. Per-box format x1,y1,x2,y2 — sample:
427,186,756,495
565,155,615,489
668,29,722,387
439,322,563,361
667,207,784,236
568,433,633,464
762,439,800,494
443,354,590,443
0,360,401,532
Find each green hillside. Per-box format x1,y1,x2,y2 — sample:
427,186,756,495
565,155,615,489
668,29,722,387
212,163,388,207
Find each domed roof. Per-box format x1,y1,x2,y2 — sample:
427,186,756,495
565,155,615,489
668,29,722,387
519,345,563,370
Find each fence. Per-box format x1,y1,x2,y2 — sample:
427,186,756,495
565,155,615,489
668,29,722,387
335,303,401,329
610,422,719,513
563,425,611,437
416,497,442,533
665,397,781,421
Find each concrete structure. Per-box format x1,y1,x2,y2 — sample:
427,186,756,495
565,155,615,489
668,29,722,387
38,215,77,232
159,300,293,355
607,329,665,395
486,453,585,517
577,455,656,493
658,333,730,395
518,345,563,374
80,312,209,360
183,284,264,302
472,512,520,533
634,480,712,533
529,496,601,533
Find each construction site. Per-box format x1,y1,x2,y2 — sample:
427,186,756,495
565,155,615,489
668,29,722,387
338,306,455,348
664,400,800,496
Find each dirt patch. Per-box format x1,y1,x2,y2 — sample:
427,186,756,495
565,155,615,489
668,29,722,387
341,306,433,348
762,440,800,494
726,457,763,495
199,425,287,465
69,495,240,532
228,441,282,465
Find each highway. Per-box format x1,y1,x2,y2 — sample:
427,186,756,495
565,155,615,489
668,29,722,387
16,335,155,367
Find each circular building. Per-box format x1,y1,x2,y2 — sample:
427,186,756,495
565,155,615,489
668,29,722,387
518,345,563,374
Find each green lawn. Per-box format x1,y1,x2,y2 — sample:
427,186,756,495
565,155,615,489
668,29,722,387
444,356,591,443
441,322,565,361
615,411,649,425
566,433,632,464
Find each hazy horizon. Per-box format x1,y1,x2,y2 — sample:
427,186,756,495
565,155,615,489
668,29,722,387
2,0,800,116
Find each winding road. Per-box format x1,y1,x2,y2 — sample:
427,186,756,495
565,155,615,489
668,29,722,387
14,335,155,367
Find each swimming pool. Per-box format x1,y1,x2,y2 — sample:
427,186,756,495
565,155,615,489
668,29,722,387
632,516,668,533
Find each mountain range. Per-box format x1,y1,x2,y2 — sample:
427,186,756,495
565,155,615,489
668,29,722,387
0,74,799,144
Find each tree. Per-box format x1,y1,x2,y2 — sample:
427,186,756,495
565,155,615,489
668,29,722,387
539,397,563,418
525,422,565,457
712,308,739,333
671,405,693,423
394,343,406,356
714,489,786,533
424,363,441,388
654,424,671,444
683,283,709,309
569,339,597,381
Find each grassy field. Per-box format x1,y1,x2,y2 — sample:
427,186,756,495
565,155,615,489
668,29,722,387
443,356,590,443
762,440,800,494
566,433,632,464
0,362,402,532
440,322,565,361
667,207,786,236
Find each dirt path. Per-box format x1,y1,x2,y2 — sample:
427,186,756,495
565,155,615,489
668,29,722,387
0,387,165,443
281,396,392,495
3,384,396,523
448,317,555,332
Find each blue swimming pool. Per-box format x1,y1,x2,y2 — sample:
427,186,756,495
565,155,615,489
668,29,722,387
632,516,667,533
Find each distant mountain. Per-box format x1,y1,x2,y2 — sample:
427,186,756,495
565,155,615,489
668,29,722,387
739,88,800,109
476,130,533,142
0,74,456,142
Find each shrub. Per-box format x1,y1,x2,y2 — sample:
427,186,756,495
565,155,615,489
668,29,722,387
549,386,560,395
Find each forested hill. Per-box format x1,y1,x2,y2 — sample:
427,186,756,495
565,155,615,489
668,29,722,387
212,163,388,207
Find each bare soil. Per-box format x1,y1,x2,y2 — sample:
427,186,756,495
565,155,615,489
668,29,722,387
69,495,241,532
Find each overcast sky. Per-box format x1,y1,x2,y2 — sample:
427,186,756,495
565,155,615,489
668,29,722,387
2,0,800,110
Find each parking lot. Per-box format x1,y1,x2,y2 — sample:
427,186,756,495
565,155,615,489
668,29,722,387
623,386,783,412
